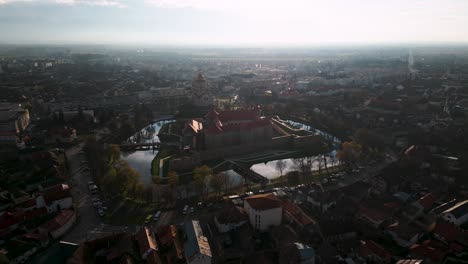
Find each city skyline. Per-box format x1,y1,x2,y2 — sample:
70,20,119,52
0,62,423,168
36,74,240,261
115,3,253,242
1,0,468,46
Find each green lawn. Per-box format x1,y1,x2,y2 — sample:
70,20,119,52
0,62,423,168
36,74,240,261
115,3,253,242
104,198,160,225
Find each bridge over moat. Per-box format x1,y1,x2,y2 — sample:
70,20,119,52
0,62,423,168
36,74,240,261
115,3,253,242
118,142,161,151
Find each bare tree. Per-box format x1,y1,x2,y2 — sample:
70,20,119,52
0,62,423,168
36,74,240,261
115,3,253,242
275,159,287,177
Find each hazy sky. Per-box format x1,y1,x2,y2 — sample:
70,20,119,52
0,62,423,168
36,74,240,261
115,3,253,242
1,0,468,46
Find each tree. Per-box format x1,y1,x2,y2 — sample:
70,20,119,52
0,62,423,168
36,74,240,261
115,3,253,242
219,172,233,193
353,128,385,153
209,173,224,197
337,141,362,170
58,109,65,124
78,105,84,120
275,160,287,177
193,165,212,198
107,145,121,166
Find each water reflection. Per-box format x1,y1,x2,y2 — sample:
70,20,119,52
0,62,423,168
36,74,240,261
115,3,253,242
122,118,340,184
120,119,174,184
250,120,341,179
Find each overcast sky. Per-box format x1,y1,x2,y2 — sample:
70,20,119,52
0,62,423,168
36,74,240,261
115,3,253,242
1,0,468,46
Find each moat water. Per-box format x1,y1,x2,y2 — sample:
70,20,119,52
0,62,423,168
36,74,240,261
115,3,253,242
121,118,340,185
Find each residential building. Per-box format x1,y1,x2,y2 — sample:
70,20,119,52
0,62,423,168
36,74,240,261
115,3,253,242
441,200,468,226
358,240,392,264
183,220,212,264
135,227,161,262
38,209,76,239
36,184,73,213
214,205,248,233
244,193,282,232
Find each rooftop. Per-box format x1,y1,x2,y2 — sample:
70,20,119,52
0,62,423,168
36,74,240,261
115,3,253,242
245,193,281,211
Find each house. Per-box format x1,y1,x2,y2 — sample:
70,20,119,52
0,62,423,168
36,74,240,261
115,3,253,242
357,203,393,228
244,193,282,232
271,225,298,246
440,200,468,226
214,205,248,233
341,181,371,202
279,242,315,264
282,200,316,232
306,187,338,212
0,208,48,238
36,184,73,213
358,240,392,264
433,220,463,244
320,219,357,243
0,238,39,264
68,233,134,263
38,209,76,239
183,220,212,264
156,225,184,261
46,126,77,145
386,221,424,248
410,240,448,264
414,193,437,212
135,227,161,263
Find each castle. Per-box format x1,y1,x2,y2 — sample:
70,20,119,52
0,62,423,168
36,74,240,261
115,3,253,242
182,107,273,151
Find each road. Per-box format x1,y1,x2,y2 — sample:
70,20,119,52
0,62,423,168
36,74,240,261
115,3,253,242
61,144,103,243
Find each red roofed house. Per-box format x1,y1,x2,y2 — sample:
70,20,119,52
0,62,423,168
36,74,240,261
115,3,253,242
135,227,161,263
433,220,462,244
415,193,437,212
282,200,316,231
214,205,248,233
46,126,77,145
386,221,424,248
358,240,392,264
357,204,392,228
410,240,448,264
39,209,76,239
36,184,73,213
244,193,282,232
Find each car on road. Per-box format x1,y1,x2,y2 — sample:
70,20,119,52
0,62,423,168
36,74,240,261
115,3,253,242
182,205,189,215
98,209,106,217
154,211,161,221
91,197,100,202
144,214,153,224
189,207,194,213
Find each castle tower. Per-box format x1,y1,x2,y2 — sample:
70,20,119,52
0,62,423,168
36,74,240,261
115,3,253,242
191,73,213,107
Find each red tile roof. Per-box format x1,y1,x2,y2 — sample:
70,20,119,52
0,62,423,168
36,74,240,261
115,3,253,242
418,193,436,210
433,220,461,242
282,200,315,226
216,205,248,224
40,209,75,232
358,204,390,224
156,225,177,247
135,227,158,256
410,240,447,263
40,184,71,205
359,240,392,263
245,193,281,211
218,108,260,122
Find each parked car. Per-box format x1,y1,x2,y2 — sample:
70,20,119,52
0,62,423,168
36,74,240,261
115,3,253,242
154,211,161,221
144,214,153,224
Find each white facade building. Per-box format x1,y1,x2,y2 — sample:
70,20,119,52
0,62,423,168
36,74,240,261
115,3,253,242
244,193,282,232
